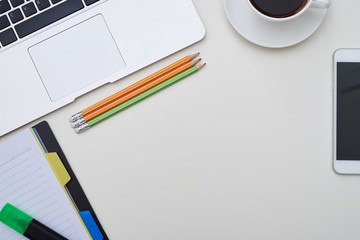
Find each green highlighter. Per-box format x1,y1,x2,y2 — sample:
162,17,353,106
0,203,68,240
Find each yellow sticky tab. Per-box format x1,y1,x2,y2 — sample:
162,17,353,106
45,152,71,186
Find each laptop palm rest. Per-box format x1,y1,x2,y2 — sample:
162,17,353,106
28,15,125,102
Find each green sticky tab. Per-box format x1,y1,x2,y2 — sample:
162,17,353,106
0,203,33,235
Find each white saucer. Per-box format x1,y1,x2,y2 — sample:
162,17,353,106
223,0,328,48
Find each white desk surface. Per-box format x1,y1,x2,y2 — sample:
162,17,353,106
3,0,360,239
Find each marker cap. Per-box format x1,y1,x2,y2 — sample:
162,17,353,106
0,203,33,235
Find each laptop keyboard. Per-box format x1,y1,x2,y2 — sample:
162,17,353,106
0,0,102,49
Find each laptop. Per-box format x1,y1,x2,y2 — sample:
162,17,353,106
0,0,205,137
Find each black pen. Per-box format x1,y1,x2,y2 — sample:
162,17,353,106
0,203,68,240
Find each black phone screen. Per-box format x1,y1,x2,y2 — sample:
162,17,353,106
337,62,360,160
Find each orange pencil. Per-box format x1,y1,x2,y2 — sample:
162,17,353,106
70,53,199,122
72,58,201,127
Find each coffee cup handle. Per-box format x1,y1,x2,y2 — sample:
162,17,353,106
310,0,331,9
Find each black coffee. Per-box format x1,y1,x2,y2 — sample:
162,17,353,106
249,0,308,18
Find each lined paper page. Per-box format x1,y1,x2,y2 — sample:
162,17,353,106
0,129,90,240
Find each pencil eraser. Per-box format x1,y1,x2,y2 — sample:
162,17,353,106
75,123,90,134
72,119,86,128
69,112,84,122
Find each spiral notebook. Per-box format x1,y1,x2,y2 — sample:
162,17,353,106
0,121,107,240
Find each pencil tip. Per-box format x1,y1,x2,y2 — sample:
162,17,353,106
191,58,202,65
196,63,206,70
189,52,200,60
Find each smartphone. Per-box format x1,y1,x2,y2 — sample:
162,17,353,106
334,49,360,174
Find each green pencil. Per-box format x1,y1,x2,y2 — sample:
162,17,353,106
75,63,205,133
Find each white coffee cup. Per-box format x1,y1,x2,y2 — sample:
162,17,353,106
247,0,331,22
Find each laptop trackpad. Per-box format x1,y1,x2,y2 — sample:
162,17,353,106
29,15,125,101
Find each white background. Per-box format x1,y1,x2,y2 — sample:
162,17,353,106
2,0,360,239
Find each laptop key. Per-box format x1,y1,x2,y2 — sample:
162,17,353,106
10,0,24,8
0,0,11,14
15,0,84,38
0,15,10,30
9,8,24,24
84,0,99,6
0,28,17,46
22,2,37,17
35,0,50,11
51,0,62,4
